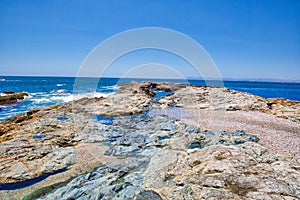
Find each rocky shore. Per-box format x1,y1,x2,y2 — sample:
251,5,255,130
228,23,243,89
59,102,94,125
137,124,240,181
0,82,299,199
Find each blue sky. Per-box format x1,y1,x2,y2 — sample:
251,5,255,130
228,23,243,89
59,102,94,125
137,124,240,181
0,0,299,80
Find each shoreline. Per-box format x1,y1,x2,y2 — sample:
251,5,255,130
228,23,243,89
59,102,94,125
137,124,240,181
0,81,299,199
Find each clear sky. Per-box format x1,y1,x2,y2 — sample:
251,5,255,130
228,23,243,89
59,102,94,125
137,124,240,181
0,0,299,81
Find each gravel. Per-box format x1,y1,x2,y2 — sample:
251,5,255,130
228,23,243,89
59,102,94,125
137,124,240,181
154,108,300,158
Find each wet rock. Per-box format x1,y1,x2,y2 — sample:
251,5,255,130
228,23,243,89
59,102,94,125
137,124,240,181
2,90,15,94
43,157,153,200
0,92,29,105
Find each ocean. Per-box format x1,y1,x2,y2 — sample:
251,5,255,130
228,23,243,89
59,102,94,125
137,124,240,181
0,76,299,122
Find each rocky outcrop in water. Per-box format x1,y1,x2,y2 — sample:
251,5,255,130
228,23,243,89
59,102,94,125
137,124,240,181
0,91,29,105
0,91,28,105
0,106,61,138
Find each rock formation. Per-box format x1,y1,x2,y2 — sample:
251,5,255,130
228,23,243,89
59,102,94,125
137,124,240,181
0,82,299,200
0,91,29,105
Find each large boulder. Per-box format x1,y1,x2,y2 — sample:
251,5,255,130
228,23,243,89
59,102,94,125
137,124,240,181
0,92,29,105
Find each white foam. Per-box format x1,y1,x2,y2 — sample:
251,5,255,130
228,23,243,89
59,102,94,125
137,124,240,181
94,92,111,98
103,85,118,89
23,95,31,100
50,89,67,94
18,91,114,105
50,95,73,103
56,83,66,87
67,92,113,102
31,98,52,103
30,92,46,95
56,89,66,94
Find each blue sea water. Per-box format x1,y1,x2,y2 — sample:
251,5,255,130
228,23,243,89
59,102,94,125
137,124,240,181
0,76,299,122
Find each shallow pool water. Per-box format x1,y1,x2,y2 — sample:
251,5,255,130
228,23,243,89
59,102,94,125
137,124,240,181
57,117,68,121
32,134,47,139
154,90,174,98
188,143,205,149
92,115,115,125
0,168,67,190
158,135,172,140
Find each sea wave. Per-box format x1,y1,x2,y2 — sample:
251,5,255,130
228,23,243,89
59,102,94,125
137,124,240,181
50,89,67,94
5,80,21,82
56,83,66,87
29,92,112,104
30,92,46,95
49,95,73,103
57,89,66,94
31,98,52,104
0,89,115,122
62,92,113,102
102,85,119,89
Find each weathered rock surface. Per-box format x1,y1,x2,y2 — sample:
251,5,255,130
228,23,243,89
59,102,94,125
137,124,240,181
43,157,163,200
6,113,297,199
38,127,299,199
144,143,300,200
0,81,299,200
0,106,51,137
0,91,28,105
267,98,300,123
157,85,268,111
117,81,300,123
36,114,300,200
0,110,260,185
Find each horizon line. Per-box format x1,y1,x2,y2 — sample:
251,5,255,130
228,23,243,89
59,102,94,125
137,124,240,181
1,74,300,83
